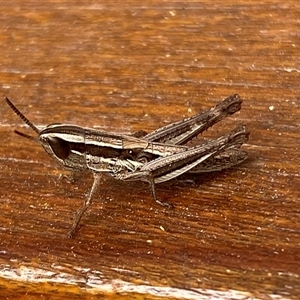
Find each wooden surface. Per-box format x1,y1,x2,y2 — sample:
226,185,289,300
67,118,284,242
0,1,299,299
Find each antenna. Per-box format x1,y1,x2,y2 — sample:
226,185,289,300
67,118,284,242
5,97,40,135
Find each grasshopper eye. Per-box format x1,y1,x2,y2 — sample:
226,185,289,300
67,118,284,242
47,137,70,160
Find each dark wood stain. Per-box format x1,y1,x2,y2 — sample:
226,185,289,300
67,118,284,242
0,1,299,299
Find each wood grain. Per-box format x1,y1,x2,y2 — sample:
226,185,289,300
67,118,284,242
0,1,299,299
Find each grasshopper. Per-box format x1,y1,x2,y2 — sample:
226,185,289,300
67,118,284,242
5,94,249,237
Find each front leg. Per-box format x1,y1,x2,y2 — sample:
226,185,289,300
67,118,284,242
68,172,102,238
58,169,86,183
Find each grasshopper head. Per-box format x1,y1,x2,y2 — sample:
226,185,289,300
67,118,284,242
39,124,87,171
5,97,87,171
